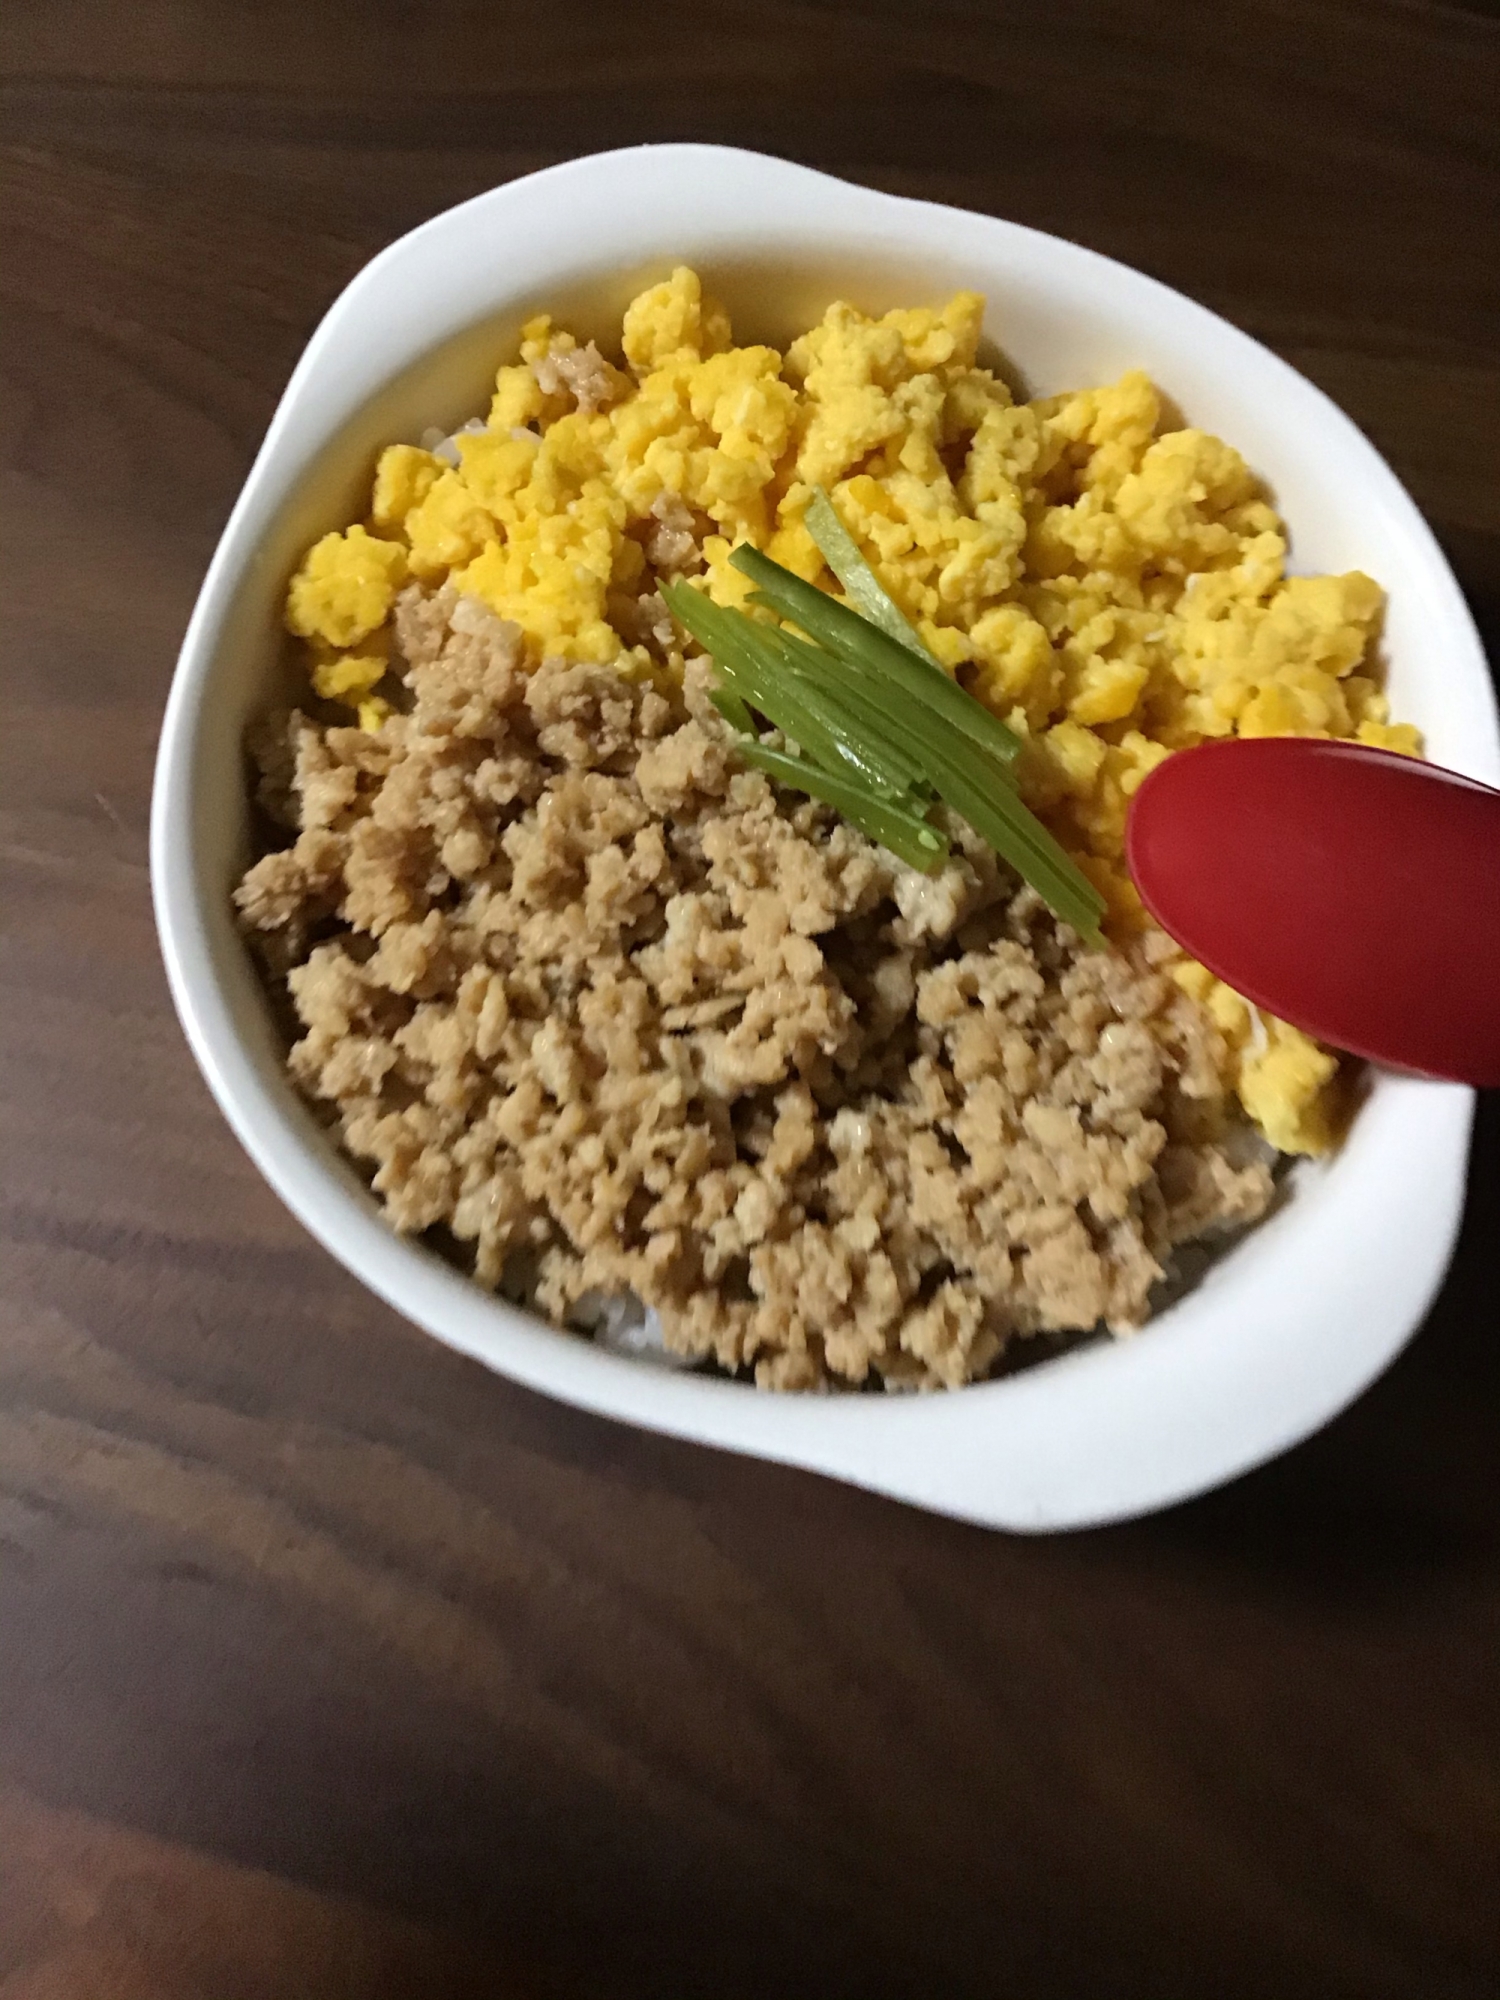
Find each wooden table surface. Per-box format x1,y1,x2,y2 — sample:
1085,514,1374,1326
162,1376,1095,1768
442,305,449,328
4,1,1499,1992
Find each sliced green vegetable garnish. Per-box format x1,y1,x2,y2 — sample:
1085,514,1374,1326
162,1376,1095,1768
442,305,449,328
664,582,903,795
659,548,1105,940
752,626,929,797
804,485,938,665
735,741,949,873
709,686,755,734
918,739,1104,943
754,625,947,796
732,544,1023,767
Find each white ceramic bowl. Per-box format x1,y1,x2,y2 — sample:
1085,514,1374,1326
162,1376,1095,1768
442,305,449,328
151,144,1499,1532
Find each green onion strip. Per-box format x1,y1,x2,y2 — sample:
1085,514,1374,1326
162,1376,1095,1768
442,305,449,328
659,497,1106,940
802,486,938,664
736,742,949,873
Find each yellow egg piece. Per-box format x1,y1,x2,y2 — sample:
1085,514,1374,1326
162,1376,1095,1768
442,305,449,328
285,526,407,648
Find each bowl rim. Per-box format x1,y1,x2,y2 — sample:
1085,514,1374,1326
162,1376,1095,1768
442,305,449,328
150,142,1497,1532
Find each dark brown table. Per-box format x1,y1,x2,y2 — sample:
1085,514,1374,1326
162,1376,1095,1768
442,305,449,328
4,3,1499,1992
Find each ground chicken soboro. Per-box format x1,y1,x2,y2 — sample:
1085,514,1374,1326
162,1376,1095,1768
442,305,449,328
238,584,1273,1391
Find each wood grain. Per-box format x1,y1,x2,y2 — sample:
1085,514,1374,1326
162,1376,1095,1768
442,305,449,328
3,2,1499,1993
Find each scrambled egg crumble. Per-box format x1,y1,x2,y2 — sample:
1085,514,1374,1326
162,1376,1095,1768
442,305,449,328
282,265,1419,1155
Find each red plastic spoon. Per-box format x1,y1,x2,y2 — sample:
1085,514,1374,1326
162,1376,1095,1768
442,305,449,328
1125,737,1500,1086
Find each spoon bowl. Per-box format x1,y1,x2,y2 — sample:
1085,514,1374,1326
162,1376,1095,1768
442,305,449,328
1126,737,1500,1086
